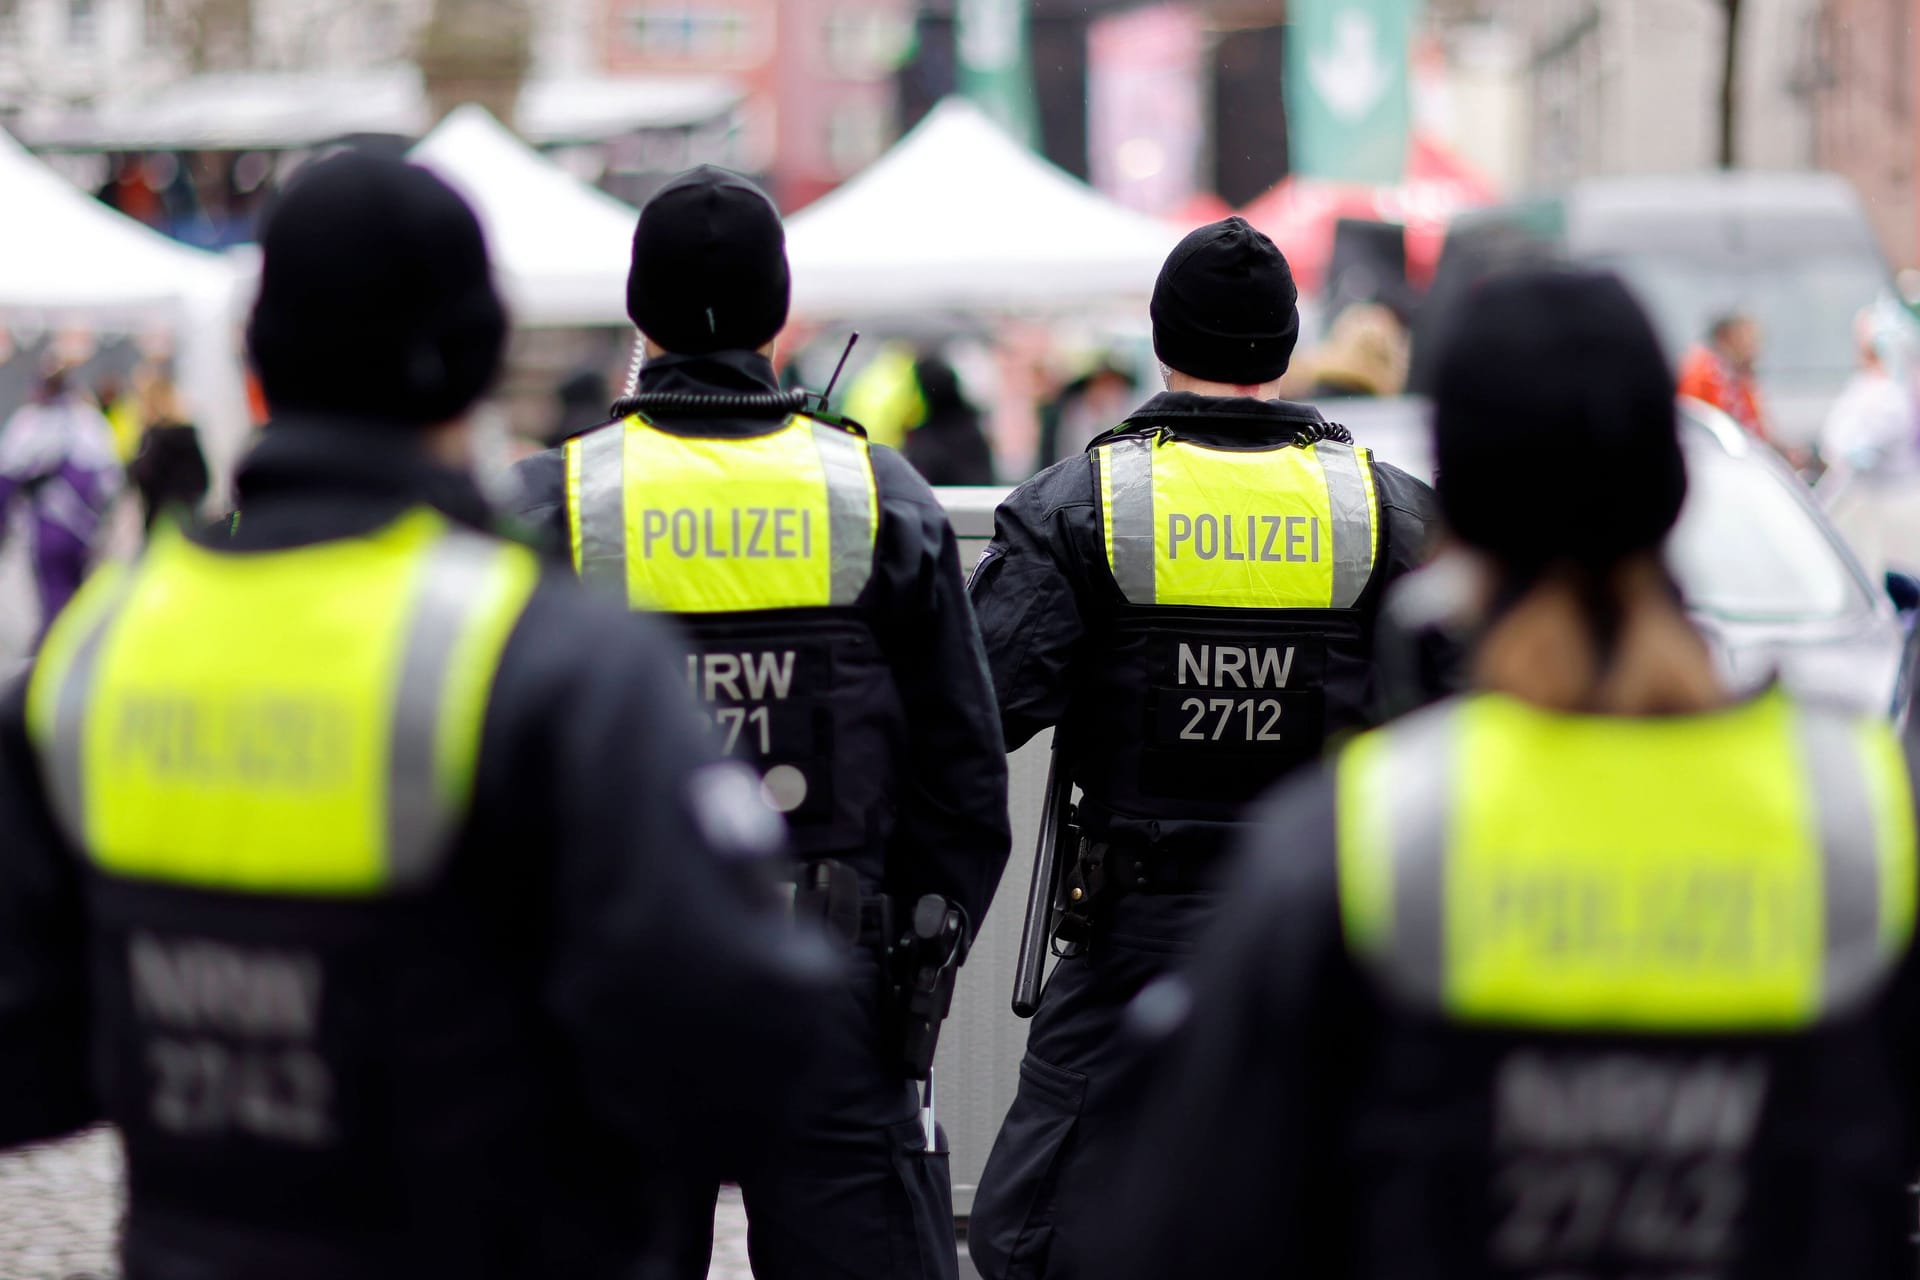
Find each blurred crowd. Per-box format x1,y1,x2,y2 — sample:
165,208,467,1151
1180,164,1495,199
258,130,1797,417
0,353,208,644
9,263,1920,660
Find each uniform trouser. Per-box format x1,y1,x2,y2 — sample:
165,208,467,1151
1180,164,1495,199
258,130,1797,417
652,949,958,1280
968,891,1215,1280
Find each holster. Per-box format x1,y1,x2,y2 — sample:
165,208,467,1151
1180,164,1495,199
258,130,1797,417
887,894,966,1081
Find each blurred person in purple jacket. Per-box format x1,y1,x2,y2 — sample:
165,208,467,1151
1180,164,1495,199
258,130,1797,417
0,361,123,642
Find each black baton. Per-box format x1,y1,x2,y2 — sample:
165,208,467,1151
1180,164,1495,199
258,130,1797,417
1012,741,1072,1018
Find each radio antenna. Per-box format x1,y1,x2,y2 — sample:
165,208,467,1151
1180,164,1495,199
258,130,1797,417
820,331,861,408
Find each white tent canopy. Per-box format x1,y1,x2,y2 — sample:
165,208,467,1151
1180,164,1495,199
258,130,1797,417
23,70,430,152
410,105,639,328
518,76,744,144
0,128,250,478
785,98,1180,317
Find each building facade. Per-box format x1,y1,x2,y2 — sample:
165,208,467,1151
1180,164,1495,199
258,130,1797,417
1466,0,1819,187
0,0,449,121
0,0,174,117
599,0,912,208
1,0,606,128
1812,0,1918,265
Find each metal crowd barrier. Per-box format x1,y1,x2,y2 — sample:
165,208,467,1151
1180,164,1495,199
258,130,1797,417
929,486,1045,1218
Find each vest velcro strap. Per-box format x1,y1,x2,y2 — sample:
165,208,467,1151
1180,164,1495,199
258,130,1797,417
569,420,628,596
383,530,529,888
1101,436,1156,604
1317,440,1379,608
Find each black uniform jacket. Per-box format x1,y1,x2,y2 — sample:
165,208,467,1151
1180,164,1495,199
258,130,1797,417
0,417,843,1280
514,351,1012,938
968,393,1439,851
1092,706,1920,1280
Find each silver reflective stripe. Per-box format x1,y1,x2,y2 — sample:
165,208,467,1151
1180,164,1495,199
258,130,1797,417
1800,711,1891,1013
1379,706,1459,1006
573,423,628,601
1103,437,1156,604
385,532,510,889
1319,441,1376,609
45,608,122,852
809,422,877,606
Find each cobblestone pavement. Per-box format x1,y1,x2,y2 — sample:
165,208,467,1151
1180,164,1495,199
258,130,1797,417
0,1130,120,1280
0,1130,758,1280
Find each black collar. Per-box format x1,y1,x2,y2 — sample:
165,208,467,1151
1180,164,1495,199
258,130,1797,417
1129,392,1327,428
636,349,783,399
564,349,810,445
1090,393,1335,451
222,414,497,540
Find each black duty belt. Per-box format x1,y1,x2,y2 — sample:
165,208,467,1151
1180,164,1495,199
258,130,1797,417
792,857,893,948
1118,846,1223,895
1080,840,1223,898
1052,837,1219,956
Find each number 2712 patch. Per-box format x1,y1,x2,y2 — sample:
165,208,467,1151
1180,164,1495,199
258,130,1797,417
1149,688,1322,750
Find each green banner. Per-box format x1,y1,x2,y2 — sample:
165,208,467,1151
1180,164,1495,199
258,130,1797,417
957,0,1038,146
1286,0,1419,184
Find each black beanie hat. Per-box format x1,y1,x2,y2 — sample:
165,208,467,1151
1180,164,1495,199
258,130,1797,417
1433,268,1685,573
247,151,507,427
628,165,790,355
1151,217,1301,385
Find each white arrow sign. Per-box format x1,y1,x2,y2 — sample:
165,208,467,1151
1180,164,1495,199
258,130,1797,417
1309,10,1391,122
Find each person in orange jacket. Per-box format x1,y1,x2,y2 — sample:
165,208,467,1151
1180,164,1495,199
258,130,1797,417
1678,312,1774,445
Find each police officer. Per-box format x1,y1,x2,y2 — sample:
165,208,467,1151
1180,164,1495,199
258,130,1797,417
512,166,1011,1280
967,217,1440,1280
1097,268,1920,1279
0,153,840,1280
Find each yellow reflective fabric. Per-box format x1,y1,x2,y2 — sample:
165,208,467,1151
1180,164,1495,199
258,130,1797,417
1447,694,1821,1028
569,414,879,613
1096,436,1378,609
1860,723,1919,952
1337,691,1920,1030
1335,727,1396,958
841,342,925,451
26,510,537,896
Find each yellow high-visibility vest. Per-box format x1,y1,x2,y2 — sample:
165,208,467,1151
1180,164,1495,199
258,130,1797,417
1336,691,1918,1029
27,509,538,897
564,413,879,613
1094,433,1380,610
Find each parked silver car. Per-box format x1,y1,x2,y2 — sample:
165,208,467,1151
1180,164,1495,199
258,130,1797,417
1418,174,1920,449
1328,394,1920,724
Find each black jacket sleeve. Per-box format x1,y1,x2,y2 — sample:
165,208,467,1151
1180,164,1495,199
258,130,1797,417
1367,460,1451,717
1364,459,1453,716
965,455,1107,752
0,678,99,1150
1090,769,1357,1280
485,579,843,1177
1373,458,1441,588
506,446,569,559
865,446,1012,938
